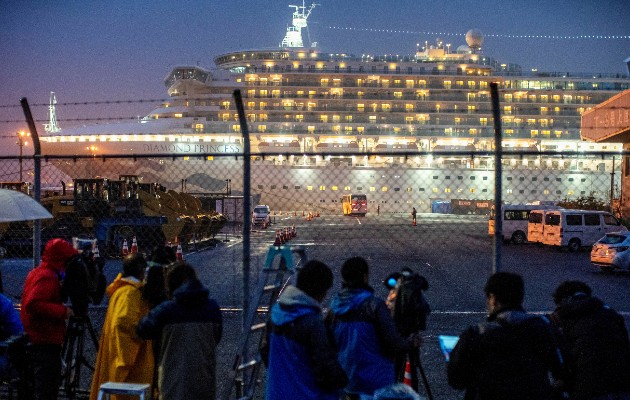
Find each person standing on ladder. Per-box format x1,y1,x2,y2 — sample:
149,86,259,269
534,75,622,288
412,207,417,226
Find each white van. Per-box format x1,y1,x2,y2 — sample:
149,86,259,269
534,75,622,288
527,208,563,244
541,209,627,251
489,204,560,244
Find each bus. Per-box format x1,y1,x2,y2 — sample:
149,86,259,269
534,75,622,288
342,194,367,216
489,203,560,244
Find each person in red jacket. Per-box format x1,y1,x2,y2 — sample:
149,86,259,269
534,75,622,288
21,238,77,400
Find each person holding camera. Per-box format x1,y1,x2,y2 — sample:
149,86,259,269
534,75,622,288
21,238,78,400
89,253,154,400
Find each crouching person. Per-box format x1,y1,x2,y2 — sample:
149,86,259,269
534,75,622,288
137,262,223,400
265,260,348,400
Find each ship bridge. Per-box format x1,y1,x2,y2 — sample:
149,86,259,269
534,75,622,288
164,66,212,93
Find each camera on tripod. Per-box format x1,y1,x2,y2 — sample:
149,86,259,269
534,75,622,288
385,268,431,335
62,238,106,317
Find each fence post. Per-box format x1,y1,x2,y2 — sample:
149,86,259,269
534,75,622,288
490,83,503,274
20,98,43,267
233,90,251,329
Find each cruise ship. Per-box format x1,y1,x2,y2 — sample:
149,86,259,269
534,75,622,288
39,3,630,213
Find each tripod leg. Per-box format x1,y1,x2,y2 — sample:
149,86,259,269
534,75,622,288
417,349,434,400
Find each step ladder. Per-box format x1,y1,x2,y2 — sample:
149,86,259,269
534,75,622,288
221,245,307,400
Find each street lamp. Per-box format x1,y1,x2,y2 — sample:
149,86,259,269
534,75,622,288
225,179,232,196
16,131,29,182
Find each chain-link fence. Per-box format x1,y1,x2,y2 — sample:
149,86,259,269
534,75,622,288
0,148,625,399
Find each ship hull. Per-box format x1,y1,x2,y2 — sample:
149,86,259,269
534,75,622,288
45,154,617,214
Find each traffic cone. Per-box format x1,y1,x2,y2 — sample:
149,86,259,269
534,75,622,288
292,225,297,238
122,239,129,256
302,210,305,216
285,227,291,241
294,211,297,216
403,358,413,387
176,243,184,261
93,244,100,259
413,218,417,226
273,230,282,246
131,236,138,254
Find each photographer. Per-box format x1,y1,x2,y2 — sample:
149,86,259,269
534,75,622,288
21,238,77,400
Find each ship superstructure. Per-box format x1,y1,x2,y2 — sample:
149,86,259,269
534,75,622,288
39,3,630,212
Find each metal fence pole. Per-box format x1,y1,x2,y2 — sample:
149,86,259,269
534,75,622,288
233,90,251,329
490,83,503,274
21,98,43,267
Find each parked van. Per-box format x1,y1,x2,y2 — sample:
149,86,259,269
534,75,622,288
489,204,560,244
527,208,563,244
541,209,627,251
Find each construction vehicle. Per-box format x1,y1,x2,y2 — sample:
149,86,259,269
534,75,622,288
120,175,227,245
1,176,227,258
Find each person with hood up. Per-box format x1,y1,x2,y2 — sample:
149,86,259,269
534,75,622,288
89,253,154,400
265,260,348,400
327,256,418,400
137,262,222,400
550,280,630,400
21,238,77,400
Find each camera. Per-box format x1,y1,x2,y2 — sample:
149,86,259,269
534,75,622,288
383,272,402,290
62,238,106,316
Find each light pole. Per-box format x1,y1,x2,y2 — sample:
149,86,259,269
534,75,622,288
16,131,29,182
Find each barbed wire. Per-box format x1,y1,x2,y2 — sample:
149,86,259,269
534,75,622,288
324,26,630,40
0,98,168,109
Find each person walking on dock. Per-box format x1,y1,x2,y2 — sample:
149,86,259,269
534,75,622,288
411,207,417,226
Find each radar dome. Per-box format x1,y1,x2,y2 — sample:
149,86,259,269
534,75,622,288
465,29,484,50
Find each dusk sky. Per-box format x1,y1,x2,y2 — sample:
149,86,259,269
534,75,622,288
1,0,629,155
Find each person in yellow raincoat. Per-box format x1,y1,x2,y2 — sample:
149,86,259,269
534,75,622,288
89,253,154,400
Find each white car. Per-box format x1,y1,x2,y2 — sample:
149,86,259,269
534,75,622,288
591,231,630,272
252,205,271,228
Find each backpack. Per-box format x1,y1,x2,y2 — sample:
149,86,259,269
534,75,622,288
393,273,431,335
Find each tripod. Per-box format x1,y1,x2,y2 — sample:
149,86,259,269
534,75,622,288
61,315,99,400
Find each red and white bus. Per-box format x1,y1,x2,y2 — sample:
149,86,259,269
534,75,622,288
341,194,367,216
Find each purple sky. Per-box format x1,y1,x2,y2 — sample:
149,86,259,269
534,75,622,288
1,0,629,155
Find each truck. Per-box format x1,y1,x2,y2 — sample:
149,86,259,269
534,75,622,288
252,205,272,228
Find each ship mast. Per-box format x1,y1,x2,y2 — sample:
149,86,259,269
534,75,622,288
280,1,317,48
43,91,61,133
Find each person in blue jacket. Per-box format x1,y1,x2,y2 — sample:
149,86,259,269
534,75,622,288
328,256,418,400
0,293,23,378
265,260,348,400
